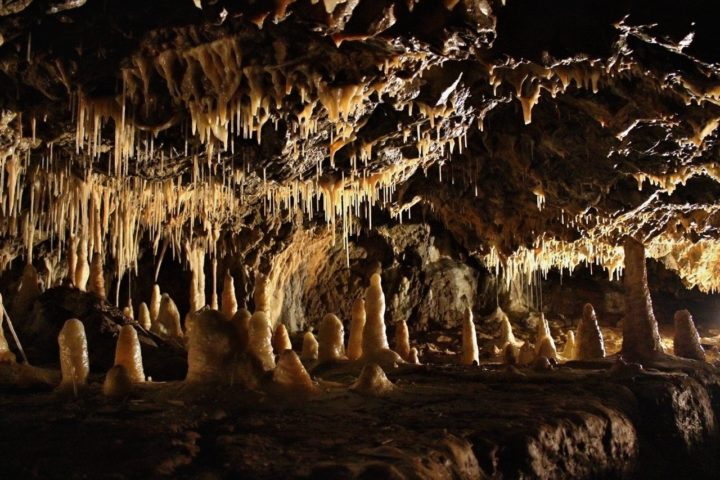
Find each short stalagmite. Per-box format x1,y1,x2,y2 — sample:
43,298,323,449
301,331,319,361
503,343,518,365
153,294,183,338
394,320,411,361
103,365,133,397
673,309,705,361
622,237,663,361
408,347,420,365
272,323,292,354
461,306,479,366
248,311,275,370
497,311,522,349
231,308,252,350
350,363,394,396
58,318,89,389
361,274,402,367
138,302,152,330
318,313,346,363
534,314,557,359
74,240,90,291
123,305,134,320
186,310,238,383
88,252,105,299
114,325,145,383
347,298,365,360
0,295,17,363
561,331,576,360
518,342,535,365
149,284,161,323
221,271,238,320
253,274,269,312
576,303,605,360
273,350,316,393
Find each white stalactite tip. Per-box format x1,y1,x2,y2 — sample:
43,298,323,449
461,306,479,366
272,323,292,354
318,313,346,363
350,363,394,396
394,320,411,362
153,294,183,338
301,331,319,361
58,318,89,388
273,350,317,393
186,310,238,383
346,297,365,360
103,365,133,398
114,325,145,383
248,311,275,371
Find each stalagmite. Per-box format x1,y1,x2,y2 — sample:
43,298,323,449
231,308,252,350
503,343,518,366
253,274,269,312
347,297,365,360
318,313,346,362
576,303,606,360
534,314,557,359
408,347,420,364
248,311,275,370
58,318,89,389
497,310,522,349
102,365,133,397
561,331,576,360
350,363,394,396
273,350,317,393
221,271,238,320
74,239,90,291
361,274,402,367
272,323,292,354
114,325,145,383
0,295,16,363
88,252,105,299
394,320,411,361
622,237,663,361
518,342,535,365
138,302,152,330
123,305,134,320
149,284,161,323
186,310,238,383
153,294,183,338
461,306,479,366
301,331,319,361
673,309,705,361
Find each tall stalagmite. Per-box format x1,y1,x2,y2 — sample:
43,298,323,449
221,271,238,320
138,302,152,330
461,306,479,366
576,303,605,360
318,313,346,362
394,320,411,362
361,274,402,367
58,318,89,389
347,298,366,360
114,325,145,383
248,311,275,370
673,309,705,361
622,237,662,361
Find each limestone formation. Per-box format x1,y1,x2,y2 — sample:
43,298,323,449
149,284,161,323
221,271,238,320
408,347,420,365
318,313,346,363
576,303,606,360
248,311,275,370
518,342,535,365
347,298,366,361
138,302,152,330
394,320,411,361
12,264,41,322
58,318,89,389
272,323,292,354
534,314,557,359
153,294,183,338
360,274,402,367
622,237,663,361
231,308,252,351
673,309,705,361
561,331,576,360
497,310,522,349
88,252,105,299
186,310,238,383
74,239,90,292
114,325,145,383
122,305,134,320
102,365,133,398
461,306,479,366
253,274,269,313
273,350,316,393
350,363,395,396
301,331,319,361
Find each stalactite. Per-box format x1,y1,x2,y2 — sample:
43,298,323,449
58,318,89,390
461,306,479,366
248,311,275,370
394,320,411,362
88,252,105,299
576,303,605,360
622,237,663,361
301,331,319,361
272,323,292,354
221,270,238,320
318,313,346,363
347,297,365,360
273,350,316,393
673,309,705,361
114,325,145,383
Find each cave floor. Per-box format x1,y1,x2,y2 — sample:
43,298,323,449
2,359,720,479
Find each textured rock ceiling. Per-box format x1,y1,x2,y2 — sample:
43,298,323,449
2,0,720,293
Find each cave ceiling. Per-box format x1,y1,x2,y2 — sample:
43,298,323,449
2,0,720,292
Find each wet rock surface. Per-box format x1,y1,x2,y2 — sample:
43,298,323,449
1,359,719,479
